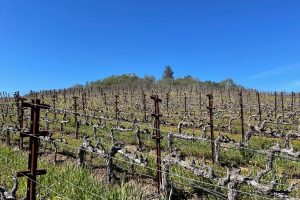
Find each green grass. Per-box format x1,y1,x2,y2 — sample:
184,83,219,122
1,91,300,200
0,145,145,199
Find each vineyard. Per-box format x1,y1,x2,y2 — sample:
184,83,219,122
0,85,300,200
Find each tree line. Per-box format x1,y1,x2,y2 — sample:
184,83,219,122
82,65,241,90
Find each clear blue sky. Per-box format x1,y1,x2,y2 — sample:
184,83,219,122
0,0,300,94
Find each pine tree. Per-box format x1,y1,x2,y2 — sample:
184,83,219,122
162,65,174,80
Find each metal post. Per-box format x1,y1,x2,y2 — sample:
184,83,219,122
281,92,284,120
184,92,187,114
115,95,119,126
239,90,245,143
291,92,294,112
166,91,170,116
274,92,277,120
73,96,78,126
15,92,25,150
63,89,66,104
151,95,162,194
207,94,215,164
17,99,50,200
199,92,202,115
256,92,262,123
52,95,57,121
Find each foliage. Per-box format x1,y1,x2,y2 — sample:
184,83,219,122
89,74,136,88
219,78,238,89
162,65,174,80
86,71,241,90
0,145,145,200
174,75,200,86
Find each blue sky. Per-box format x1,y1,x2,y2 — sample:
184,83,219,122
0,0,300,94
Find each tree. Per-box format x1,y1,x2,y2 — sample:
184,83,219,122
219,78,237,89
162,65,174,80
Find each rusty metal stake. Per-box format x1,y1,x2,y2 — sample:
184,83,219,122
291,92,294,112
51,95,57,121
15,92,25,150
115,95,119,126
281,92,284,120
151,95,162,194
239,90,245,143
299,92,300,109
17,99,50,200
274,92,277,120
63,89,66,104
256,92,262,123
184,92,187,114
206,94,216,164
73,96,78,126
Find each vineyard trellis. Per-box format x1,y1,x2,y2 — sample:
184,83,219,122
0,86,299,199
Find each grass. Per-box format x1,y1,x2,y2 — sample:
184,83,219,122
0,145,145,199
1,91,300,199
